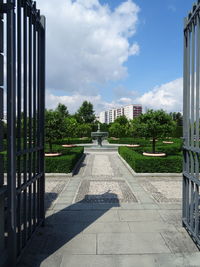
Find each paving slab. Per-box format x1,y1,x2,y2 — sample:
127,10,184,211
60,255,116,267
118,210,163,222
18,150,200,267
97,233,171,254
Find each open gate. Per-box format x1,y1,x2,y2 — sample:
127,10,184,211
183,2,200,247
0,0,45,265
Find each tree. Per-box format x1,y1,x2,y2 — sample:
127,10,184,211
76,123,92,137
134,110,176,153
109,122,127,138
114,115,128,125
77,101,95,123
169,112,183,126
56,103,69,118
64,117,78,138
45,110,66,152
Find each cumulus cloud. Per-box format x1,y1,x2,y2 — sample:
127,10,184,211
46,91,133,114
135,78,183,112
36,0,140,94
46,78,183,114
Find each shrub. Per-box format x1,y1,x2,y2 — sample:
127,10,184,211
54,137,92,145
45,146,84,173
1,146,84,173
118,146,182,173
108,137,149,146
172,126,183,138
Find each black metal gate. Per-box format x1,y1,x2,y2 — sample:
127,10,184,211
183,2,200,247
0,1,45,265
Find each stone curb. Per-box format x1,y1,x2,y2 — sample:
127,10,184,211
45,153,86,178
118,153,182,178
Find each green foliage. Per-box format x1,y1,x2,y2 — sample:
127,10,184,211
118,147,182,173
45,146,84,173
134,110,176,153
108,137,149,146
114,116,128,125
172,126,183,138
64,117,78,137
55,137,92,145
76,123,92,137
169,112,183,126
76,101,95,123
109,123,127,138
45,110,66,152
56,103,69,117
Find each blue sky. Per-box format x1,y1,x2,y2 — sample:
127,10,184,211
37,0,194,114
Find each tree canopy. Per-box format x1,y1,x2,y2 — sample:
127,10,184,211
45,110,66,152
76,101,95,123
56,103,69,118
134,109,176,153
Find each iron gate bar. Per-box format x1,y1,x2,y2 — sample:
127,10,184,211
183,1,200,248
17,0,22,253
22,1,28,247
0,0,45,265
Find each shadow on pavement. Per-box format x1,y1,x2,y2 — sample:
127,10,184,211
18,192,120,267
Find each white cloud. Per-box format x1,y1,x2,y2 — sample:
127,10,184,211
46,91,133,114
36,0,140,94
135,78,183,112
46,78,183,114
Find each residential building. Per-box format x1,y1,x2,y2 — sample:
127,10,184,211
99,104,142,124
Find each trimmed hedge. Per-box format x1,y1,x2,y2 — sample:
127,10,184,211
108,138,149,146
54,137,92,145
45,146,84,173
1,146,84,173
172,126,183,138
118,146,182,173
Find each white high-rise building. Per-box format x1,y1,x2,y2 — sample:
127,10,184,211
99,104,142,124
124,104,142,120
99,111,108,124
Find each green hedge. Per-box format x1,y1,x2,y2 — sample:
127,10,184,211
54,137,92,145
172,126,183,138
118,146,182,173
45,146,84,173
108,138,149,146
1,146,84,173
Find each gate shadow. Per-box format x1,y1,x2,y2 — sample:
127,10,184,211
18,192,120,266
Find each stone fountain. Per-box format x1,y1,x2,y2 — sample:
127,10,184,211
91,124,108,147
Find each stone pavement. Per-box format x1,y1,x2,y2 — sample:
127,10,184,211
18,151,200,267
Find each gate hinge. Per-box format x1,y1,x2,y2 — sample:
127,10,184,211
0,3,15,14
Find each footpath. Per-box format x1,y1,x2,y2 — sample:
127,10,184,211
18,150,200,267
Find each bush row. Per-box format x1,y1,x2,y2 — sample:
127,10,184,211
1,146,84,173
45,146,84,173
54,137,92,145
118,146,182,173
108,138,149,146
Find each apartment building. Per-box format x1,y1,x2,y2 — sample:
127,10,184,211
99,104,142,124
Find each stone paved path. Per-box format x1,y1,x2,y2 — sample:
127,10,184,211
18,151,200,267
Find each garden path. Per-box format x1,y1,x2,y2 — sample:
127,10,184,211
18,151,200,267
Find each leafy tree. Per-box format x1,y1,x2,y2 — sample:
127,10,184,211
77,101,95,123
169,112,183,126
134,110,176,153
56,103,69,118
64,117,78,138
114,115,128,125
76,123,92,137
109,122,127,138
45,110,66,152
